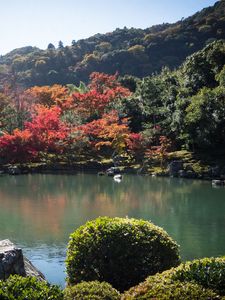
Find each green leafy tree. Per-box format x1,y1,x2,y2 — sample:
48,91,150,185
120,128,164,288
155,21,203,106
185,86,225,152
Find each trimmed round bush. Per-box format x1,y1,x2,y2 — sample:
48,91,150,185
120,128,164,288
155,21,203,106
64,281,120,300
66,217,180,291
122,273,221,299
123,257,225,299
0,275,63,300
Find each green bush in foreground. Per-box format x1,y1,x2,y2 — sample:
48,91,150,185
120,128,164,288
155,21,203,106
66,217,180,291
0,275,63,300
64,281,120,300
123,257,225,299
172,257,225,296
122,274,221,299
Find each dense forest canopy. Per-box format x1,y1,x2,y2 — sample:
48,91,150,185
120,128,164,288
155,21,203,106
0,0,225,88
0,39,225,166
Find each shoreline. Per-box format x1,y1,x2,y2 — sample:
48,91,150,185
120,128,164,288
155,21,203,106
0,160,225,183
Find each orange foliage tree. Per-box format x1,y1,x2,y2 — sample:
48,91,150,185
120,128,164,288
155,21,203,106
25,85,69,108
0,72,137,164
145,136,172,168
79,111,130,156
71,72,130,119
126,133,146,162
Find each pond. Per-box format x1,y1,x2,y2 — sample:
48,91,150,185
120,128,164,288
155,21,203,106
0,173,225,287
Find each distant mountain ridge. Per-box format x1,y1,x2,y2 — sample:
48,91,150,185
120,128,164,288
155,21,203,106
0,0,225,87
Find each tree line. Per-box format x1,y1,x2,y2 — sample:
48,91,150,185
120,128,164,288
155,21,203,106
0,40,224,166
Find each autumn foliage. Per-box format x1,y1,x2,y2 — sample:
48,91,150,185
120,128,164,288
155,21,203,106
71,72,130,118
25,105,68,152
25,85,69,107
0,105,68,163
126,133,146,161
79,111,130,154
0,129,37,163
145,136,172,168
0,72,171,165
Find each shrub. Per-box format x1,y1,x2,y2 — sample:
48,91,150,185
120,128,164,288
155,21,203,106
123,257,225,299
122,273,221,299
64,281,120,300
172,257,225,296
0,275,63,300
66,217,180,291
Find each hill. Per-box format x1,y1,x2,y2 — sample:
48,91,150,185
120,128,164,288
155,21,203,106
0,37,225,174
0,0,225,88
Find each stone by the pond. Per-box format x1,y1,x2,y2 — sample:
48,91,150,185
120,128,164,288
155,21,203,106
178,170,186,178
169,161,183,176
0,240,45,281
0,240,25,280
98,171,105,176
212,180,224,186
8,166,21,175
106,167,121,176
210,166,220,177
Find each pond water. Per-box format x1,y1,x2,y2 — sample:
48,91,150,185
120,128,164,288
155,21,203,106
0,173,225,287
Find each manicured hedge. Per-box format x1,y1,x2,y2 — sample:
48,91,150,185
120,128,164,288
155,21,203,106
64,281,120,300
172,257,225,296
123,257,225,299
122,274,221,299
66,217,180,291
0,275,63,300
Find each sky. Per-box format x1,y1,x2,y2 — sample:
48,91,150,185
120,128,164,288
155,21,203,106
0,0,218,55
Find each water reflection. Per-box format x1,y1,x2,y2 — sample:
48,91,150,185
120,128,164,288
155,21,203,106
0,174,224,286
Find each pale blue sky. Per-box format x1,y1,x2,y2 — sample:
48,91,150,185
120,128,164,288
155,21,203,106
1,0,218,55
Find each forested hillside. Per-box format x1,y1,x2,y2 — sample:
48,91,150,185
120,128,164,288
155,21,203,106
0,40,225,173
0,0,225,88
